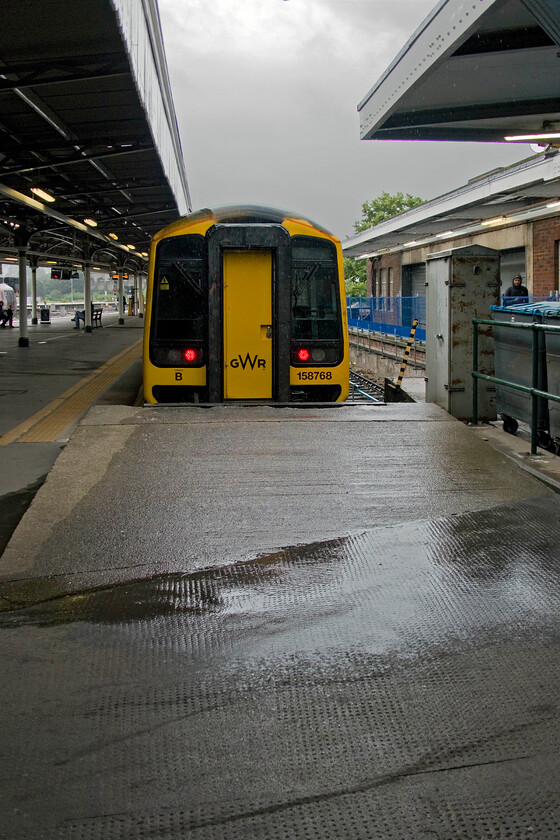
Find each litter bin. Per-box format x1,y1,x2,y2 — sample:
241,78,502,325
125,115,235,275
537,303,560,446
490,303,548,440
40,306,50,323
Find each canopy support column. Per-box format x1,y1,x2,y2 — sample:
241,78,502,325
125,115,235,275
84,262,92,333
138,272,144,319
118,268,124,324
30,260,38,324
17,247,29,347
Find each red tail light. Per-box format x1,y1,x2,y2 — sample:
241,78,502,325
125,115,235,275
297,348,310,362
184,348,197,362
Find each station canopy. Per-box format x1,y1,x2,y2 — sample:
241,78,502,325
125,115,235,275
343,149,560,257
344,0,560,258
0,0,191,271
358,0,560,143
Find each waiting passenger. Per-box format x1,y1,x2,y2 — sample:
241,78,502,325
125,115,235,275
72,309,85,328
72,302,94,329
503,275,529,304
0,300,13,327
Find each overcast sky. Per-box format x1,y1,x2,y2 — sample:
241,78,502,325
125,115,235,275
157,0,529,241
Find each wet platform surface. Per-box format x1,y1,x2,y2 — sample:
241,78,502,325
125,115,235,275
1,403,559,838
0,313,144,556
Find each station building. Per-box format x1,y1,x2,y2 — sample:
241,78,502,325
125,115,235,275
344,150,560,300
343,0,560,301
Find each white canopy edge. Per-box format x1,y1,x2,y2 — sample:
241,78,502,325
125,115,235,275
112,0,192,217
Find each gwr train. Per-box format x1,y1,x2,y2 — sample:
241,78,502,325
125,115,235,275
143,205,349,404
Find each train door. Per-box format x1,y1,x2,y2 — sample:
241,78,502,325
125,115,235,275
223,250,273,399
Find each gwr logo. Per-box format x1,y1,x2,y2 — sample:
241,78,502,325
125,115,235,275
230,353,266,370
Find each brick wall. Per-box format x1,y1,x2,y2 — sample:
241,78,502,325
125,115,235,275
532,218,560,296
366,259,374,296
367,253,403,296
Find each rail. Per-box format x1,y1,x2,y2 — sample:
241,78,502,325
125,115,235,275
472,317,560,455
348,371,384,402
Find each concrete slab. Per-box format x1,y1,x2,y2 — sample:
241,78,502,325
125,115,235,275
0,401,551,596
0,396,559,839
0,486,559,839
0,316,144,555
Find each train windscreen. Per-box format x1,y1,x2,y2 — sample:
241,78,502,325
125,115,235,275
150,235,206,366
291,238,341,342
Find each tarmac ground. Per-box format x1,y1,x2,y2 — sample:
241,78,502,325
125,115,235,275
0,316,559,839
0,309,143,554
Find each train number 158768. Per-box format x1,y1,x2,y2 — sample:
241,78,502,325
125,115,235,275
296,371,332,381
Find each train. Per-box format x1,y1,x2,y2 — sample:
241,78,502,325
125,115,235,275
143,205,349,404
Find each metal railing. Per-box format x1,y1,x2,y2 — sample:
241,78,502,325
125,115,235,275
472,317,560,454
346,296,426,340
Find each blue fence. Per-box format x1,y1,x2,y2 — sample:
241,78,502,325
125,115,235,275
346,295,557,342
346,296,426,341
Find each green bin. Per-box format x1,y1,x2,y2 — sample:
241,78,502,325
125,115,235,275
490,304,548,437
539,304,560,443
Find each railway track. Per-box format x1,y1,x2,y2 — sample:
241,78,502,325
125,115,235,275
348,371,384,402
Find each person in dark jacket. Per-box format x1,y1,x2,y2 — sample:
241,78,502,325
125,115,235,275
503,275,529,303
0,300,13,327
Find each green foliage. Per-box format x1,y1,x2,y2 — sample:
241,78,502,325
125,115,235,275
343,257,367,296
4,268,113,302
354,191,424,233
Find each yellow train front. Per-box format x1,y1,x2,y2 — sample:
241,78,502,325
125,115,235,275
143,205,349,404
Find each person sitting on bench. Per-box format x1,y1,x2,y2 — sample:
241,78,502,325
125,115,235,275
73,301,94,329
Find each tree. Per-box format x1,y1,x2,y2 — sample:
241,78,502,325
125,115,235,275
343,257,367,296
354,191,424,233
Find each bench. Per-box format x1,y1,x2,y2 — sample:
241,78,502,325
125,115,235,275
70,307,103,329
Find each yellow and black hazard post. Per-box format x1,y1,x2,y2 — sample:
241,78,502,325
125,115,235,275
396,319,419,389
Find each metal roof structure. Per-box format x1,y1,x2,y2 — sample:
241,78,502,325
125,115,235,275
343,148,560,257
358,0,560,143
0,0,191,271
345,0,560,258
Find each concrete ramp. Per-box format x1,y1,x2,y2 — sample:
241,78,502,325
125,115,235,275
0,402,558,839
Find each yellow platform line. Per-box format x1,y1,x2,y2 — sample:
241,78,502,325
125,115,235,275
0,339,142,445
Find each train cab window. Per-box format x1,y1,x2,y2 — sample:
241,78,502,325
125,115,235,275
291,238,341,342
150,235,206,366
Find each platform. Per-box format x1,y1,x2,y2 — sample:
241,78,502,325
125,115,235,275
1,372,559,837
0,311,144,555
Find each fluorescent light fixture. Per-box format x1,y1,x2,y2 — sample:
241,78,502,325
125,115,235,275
84,218,97,227
403,240,418,247
108,232,118,240
436,230,455,238
30,187,55,203
547,201,560,209
126,244,135,249
67,219,88,231
505,132,560,142
46,260,57,264
92,266,101,271
141,252,148,257
480,216,512,226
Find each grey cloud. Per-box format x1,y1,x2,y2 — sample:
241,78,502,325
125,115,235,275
160,0,530,238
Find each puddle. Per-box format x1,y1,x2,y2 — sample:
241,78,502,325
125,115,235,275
1,498,559,661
